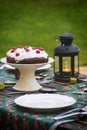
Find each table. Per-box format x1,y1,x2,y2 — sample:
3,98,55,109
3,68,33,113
0,67,87,130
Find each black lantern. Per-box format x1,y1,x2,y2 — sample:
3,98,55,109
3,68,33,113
54,33,80,82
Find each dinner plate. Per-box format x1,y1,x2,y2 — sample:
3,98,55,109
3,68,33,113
15,94,76,112
0,57,53,70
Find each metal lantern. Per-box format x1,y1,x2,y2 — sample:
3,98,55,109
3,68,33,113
54,33,80,82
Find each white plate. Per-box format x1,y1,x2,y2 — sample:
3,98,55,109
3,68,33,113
0,57,7,64
15,94,76,112
0,57,53,70
37,64,51,70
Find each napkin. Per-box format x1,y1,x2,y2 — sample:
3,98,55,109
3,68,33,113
0,64,14,70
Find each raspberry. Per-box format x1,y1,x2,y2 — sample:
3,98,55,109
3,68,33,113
12,47,17,50
25,48,30,52
24,47,30,52
11,48,17,53
24,46,28,49
11,50,15,53
16,53,20,56
32,47,37,50
36,50,40,53
19,46,24,48
39,47,44,51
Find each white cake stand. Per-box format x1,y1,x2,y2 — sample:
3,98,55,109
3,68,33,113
7,58,54,91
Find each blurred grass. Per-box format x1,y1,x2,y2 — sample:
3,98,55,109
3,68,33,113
0,0,87,65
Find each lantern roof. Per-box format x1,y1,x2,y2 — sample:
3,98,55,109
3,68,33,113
54,33,80,55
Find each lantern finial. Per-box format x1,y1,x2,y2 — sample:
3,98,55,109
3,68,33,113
59,33,73,45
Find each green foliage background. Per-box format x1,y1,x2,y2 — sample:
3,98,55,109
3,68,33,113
0,0,87,65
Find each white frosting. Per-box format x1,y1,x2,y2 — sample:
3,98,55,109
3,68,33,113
7,46,48,62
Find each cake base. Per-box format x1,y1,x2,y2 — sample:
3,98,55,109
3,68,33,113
13,67,42,91
8,63,45,91
1,57,54,91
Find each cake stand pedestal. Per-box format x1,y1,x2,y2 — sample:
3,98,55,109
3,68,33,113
9,63,46,91
1,57,54,91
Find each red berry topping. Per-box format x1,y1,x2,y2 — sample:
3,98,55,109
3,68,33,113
32,47,44,51
19,46,24,48
24,47,30,52
11,48,17,53
13,47,17,50
25,48,30,52
11,50,15,53
32,47,37,50
39,47,44,51
24,46,28,49
36,49,40,54
16,53,20,56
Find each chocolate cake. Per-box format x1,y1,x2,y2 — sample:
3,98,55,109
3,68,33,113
6,46,49,64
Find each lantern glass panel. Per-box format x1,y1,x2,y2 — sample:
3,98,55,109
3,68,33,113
74,55,79,73
55,56,59,72
62,57,71,72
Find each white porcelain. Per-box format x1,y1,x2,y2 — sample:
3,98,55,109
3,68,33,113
1,57,54,91
15,94,76,112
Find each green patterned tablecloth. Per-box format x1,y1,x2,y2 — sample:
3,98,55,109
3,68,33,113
0,68,87,130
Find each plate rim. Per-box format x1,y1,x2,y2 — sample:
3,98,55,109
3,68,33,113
14,94,76,111
0,57,53,70
0,57,54,66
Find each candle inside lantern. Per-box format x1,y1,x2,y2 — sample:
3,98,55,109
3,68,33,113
62,57,71,72
63,67,69,72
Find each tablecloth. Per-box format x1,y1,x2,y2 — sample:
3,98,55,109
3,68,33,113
0,68,87,130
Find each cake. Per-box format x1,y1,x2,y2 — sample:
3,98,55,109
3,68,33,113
6,46,49,64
